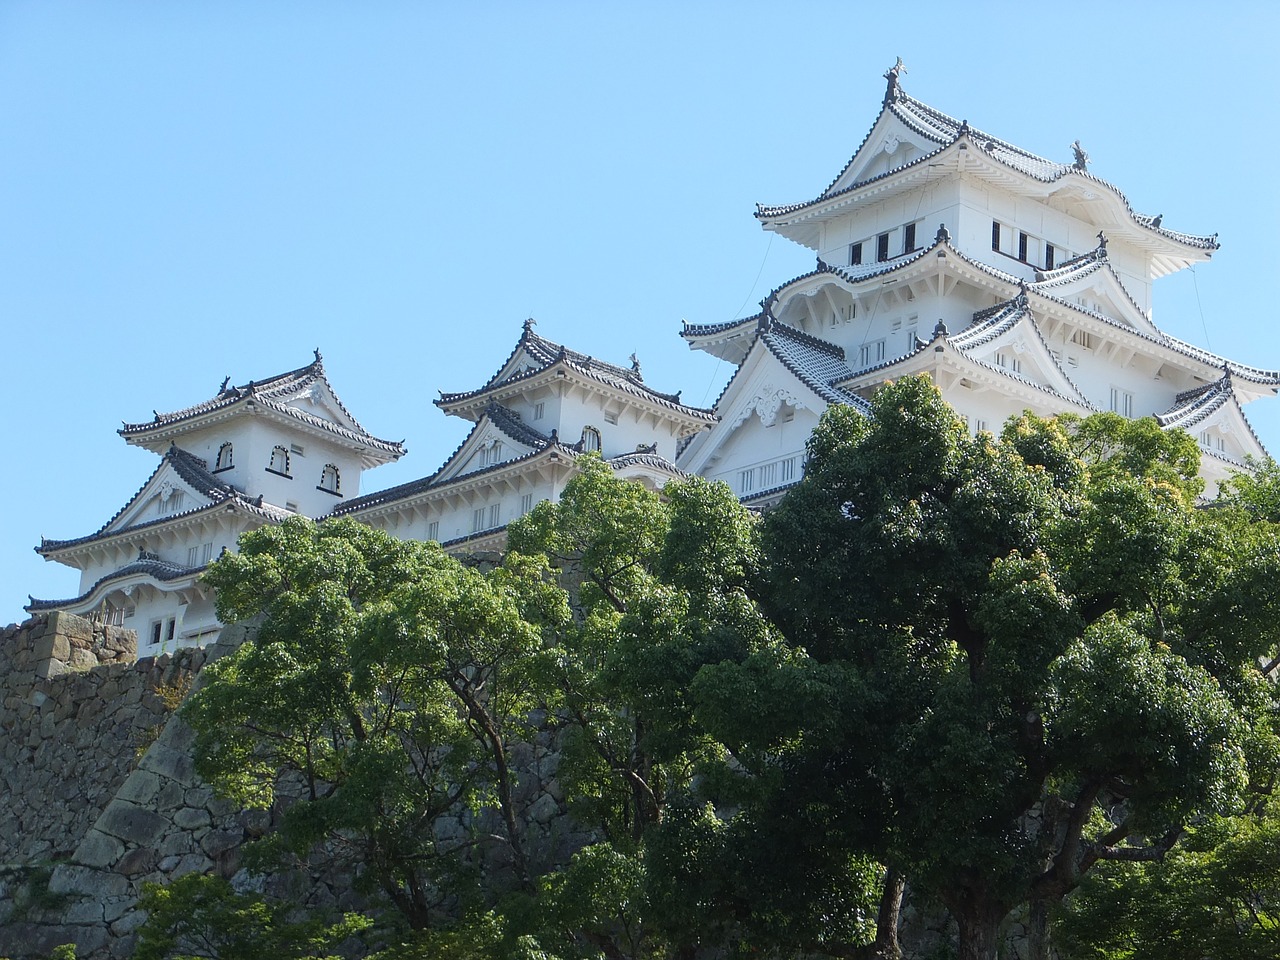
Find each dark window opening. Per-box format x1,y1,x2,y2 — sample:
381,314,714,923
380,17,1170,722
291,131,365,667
903,222,916,254
850,242,862,265
1045,243,1055,269
1018,232,1029,262
876,233,890,262
991,221,1001,251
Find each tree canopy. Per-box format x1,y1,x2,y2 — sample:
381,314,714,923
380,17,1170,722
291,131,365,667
169,380,1280,960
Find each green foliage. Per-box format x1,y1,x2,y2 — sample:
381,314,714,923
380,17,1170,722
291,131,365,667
186,516,556,928
133,874,371,960
1056,803,1280,959
716,377,1280,957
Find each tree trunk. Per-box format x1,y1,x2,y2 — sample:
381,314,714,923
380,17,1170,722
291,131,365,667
1026,898,1050,960
955,903,1007,960
873,867,905,958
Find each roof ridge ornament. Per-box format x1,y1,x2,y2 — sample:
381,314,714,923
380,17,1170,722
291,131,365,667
1071,139,1089,171
935,223,951,244
933,319,949,339
523,317,536,332
1152,214,1163,229
956,119,970,139
312,348,323,367
629,352,643,380
1016,281,1031,309
219,376,230,393
1095,231,1109,258
882,57,906,105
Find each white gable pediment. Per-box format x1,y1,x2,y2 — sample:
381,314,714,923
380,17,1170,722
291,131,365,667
280,380,359,430
433,421,538,484
678,341,832,477
825,111,936,197
105,463,216,535
1038,264,1157,336
970,327,1090,409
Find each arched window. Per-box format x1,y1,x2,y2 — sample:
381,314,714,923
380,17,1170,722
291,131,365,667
318,463,341,495
214,442,234,471
267,445,291,477
580,426,601,453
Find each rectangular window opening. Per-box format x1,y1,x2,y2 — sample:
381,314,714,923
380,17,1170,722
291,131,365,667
850,241,863,266
991,221,1001,252
903,222,917,254
1018,232,1029,262
876,233,890,262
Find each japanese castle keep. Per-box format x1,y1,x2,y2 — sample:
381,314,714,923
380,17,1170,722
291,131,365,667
28,64,1279,657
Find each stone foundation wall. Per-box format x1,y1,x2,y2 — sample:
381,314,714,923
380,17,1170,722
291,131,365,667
0,614,587,960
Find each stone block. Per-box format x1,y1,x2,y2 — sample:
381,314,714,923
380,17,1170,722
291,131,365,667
169,853,213,878
116,770,162,804
74,829,125,868
139,742,196,785
200,828,242,858
48,864,128,899
117,846,159,877
36,657,69,680
529,793,559,824
110,906,148,936
48,611,94,644
174,806,211,830
64,898,106,924
97,799,169,846
33,633,71,664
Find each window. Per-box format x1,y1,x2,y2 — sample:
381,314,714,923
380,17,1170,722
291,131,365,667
903,222,917,254
187,542,214,567
159,491,185,516
151,622,162,647
268,445,291,477
858,339,886,367
472,508,486,532
1070,330,1094,350
285,501,299,512
849,241,863,266
318,464,341,495
1044,243,1056,269
581,426,601,453
1109,387,1135,418
841,303,856,323
214,442,234,472
604,412,619,425
521,493,534,514
167,618,176,642
991,220,1001,252
426,520,439,541
780,457,796,483
488,504,500,528
876,232,890,262
995,351,1022,374
533,402,545,420
479,441,504,468
290,443,305,456
759,462,778,488
738,469,755,494
1018,232,1029,262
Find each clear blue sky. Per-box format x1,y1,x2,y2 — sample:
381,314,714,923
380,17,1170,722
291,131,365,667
2,1,1277,621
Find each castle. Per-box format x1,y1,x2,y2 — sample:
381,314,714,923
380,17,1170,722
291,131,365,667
29,63,1278,657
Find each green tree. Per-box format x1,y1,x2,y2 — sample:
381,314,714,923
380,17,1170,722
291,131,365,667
504,460,841,959
133,874,370,960
1055,802,1280,959
185,517,561,929
694,378,1280,960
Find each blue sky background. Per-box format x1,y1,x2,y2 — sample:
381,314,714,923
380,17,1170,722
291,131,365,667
2,1,1278,620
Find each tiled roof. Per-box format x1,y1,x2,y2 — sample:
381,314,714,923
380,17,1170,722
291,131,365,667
439,321,716,421
485,402,551,448
758,322,869,409
681,313,763,340
1157,373,1267,454
757,86,1217,252
27,558,204,612
606,451,685,476
119,354,406,458
38,446,291,554
332,440,579,518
